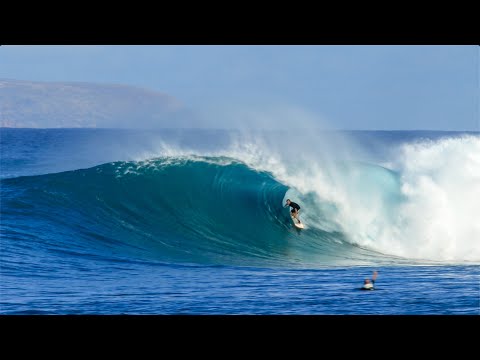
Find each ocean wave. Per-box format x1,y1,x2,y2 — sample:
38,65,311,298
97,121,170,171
2,134,478,266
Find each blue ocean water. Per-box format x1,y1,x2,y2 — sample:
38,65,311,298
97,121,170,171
1,128,479,314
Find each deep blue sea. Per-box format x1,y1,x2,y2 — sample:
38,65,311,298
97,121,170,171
1,128,479,314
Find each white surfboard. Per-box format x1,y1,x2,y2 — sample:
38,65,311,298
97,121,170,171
291,215,304,229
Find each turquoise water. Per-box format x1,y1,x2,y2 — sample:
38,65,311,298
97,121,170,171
1,129,478,314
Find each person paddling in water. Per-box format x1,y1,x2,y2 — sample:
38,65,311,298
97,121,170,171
361,271,378,290
284,199,301,224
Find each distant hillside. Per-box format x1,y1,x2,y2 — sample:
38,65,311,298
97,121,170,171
0,79,182,128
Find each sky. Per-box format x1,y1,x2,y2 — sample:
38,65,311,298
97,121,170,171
0,45,478,130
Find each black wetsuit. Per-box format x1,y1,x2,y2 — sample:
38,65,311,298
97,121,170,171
288,202,300,213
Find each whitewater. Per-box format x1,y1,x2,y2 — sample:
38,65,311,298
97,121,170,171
1,128,478,314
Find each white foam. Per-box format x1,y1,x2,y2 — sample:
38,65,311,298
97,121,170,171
388,135,480,261
222,133,480,262
143,131,480,262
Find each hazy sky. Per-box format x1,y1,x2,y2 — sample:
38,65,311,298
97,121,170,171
0,45,478,130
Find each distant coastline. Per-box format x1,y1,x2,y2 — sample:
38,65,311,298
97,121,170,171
0,79,181,128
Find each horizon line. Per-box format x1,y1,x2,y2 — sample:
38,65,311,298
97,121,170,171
1,127,478,132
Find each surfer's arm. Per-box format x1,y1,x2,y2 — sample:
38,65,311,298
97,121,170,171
372,271,378,283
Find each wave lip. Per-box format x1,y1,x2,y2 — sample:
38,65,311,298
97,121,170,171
2,156,395,267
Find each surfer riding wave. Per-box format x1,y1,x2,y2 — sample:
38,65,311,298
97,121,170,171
284,199,301,224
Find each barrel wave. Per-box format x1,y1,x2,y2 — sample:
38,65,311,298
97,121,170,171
2,156,390,268
3,132,479,268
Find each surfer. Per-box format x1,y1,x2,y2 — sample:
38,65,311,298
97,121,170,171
361,271,378,290
284,199,301,224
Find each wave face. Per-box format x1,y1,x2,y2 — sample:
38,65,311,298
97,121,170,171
2,133,479,267
0,157,362,267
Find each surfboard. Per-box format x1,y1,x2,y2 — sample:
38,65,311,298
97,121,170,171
291,215,304,229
